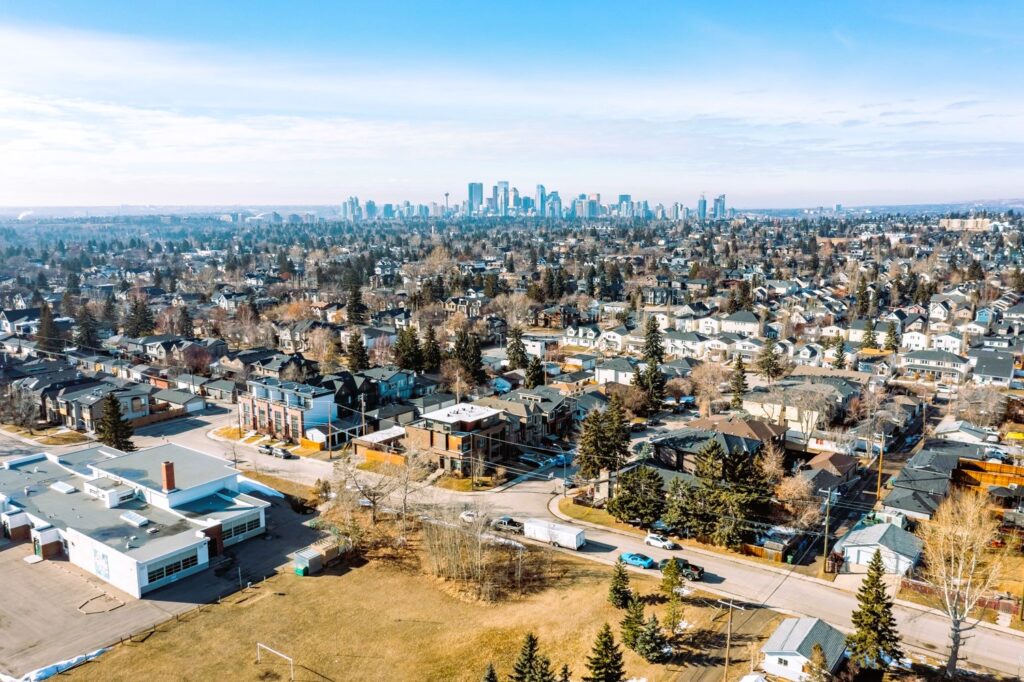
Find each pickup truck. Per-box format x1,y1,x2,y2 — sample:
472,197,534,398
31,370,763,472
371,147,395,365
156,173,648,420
658,557,704,581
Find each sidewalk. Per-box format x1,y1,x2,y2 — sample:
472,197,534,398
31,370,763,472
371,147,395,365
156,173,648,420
546,495,1024,641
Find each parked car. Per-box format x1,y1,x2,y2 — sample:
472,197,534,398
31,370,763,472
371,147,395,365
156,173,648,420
257,444,273,455
459,510,481,524
271,447,296,459
658,557,704,581
490,516,524,534
644,533,679,550
619,552,656,569
563,477,579,490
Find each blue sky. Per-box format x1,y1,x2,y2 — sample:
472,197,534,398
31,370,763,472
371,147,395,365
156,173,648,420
1,1,1022,207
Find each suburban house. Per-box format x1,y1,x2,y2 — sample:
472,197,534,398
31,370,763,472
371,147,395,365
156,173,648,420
834,521,923,575
760,617,846,682
898,350,970,384
0,443,269,598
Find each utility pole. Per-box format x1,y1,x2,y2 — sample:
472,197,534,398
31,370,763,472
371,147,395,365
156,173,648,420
822,486,833,565
875,428,885,503
717,599,747,682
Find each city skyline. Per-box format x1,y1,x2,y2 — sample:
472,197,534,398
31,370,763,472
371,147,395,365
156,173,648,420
2,2,1024,207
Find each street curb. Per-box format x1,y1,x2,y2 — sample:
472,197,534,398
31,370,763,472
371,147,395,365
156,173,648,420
546,496,1024,640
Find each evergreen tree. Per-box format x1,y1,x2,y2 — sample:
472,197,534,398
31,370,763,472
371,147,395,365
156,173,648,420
634,362,665,416
576,409,605,480
525,355,545,389
176,306,194,337
663,592,684,641
422,326,442,373
510,633,540,682
346,333,370,371
532,655,556,682
35,302,63,352
583,624,626,682
347,284,367,325
831,336,846,369
557,665,571,682
608,559,632,609
806,643,831,682
660,557,682,596
884,320,900,352
95,393,136,451
754,336,785,384
855,277,870,317
74,302,100,350
101,293,118,329
619,598,645,650
481,663,498,682
641,316,664,366
601,397,630,475
506,326,527,370
847,549,902,668
454,328,487,384
633,614,669,662
729,355,748,408
862,319,877,350
607,466,666,527
124,298,155,337
393,327,423,372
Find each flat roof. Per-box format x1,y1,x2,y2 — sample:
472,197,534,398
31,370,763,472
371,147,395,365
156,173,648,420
176,490,269,524
355,425,406,444
0,458,199,560
421,403,501,424
91,444,236,492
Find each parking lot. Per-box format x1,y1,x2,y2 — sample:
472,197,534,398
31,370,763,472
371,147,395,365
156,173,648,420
0,495,319,678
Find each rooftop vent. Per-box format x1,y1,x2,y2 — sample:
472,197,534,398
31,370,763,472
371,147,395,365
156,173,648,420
50,481,75,494
119,510,149,528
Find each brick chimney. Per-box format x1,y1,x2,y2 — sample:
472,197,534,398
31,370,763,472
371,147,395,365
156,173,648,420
161,461,176,492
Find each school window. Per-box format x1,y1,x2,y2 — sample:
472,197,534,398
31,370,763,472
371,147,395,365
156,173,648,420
147,551,199,583
290,416,300,436
274,413,283,432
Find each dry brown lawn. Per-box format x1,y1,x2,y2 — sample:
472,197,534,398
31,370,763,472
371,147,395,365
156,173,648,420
241,471,316,503
63,546,773,682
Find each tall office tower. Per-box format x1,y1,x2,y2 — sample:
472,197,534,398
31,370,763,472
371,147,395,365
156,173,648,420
548,191,562,218
697,194,707,222
468,182,483,215
536,184,547,217
343,196,362,222
713,194,726,219
497,181,510,216
365,200,377,220
511,187,521,210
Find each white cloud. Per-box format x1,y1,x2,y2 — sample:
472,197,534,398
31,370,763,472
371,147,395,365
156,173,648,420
1,23,1023,206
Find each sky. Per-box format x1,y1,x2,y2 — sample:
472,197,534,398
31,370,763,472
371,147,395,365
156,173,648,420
1,1,1023,208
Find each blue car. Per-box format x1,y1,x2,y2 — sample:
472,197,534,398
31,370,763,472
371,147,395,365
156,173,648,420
619,552,656,569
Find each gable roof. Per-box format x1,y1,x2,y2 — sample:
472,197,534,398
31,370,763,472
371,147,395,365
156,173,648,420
762,617,846,669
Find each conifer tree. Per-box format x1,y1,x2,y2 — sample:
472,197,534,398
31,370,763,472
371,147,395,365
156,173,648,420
884,320,900,352
101,293,118,329
633,614,669,662
506,326,527,370
619,597,645,649
454,328,487,384
393,327,423,372
847,549,902,668
525,355,545,389
755,336,785,384
510,633,540,682
831,336,846,369
607,466,666,527
660,557,682,596
422,326,442,373
601,396,630,474
176,305,193,336
95,393,136,451
481,663,498,682
641,316,664,366
347,283,367,325
862,319,877,350
557,665,571,682
576,409,605,480
729,355,748,408
583,624,626,682
74,302,100,350
608,559,631,609
346,333,370,371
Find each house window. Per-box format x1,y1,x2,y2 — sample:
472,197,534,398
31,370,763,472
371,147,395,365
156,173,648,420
290,416,300,437
777,658,788,666
274,413,283,433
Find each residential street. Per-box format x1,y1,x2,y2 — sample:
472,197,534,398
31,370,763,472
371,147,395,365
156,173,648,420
5,415,1022,678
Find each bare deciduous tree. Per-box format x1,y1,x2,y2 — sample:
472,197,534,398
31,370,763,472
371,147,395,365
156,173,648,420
1,391,40,434
339,457,400,524
775,475,822,528
690,362,728,417
953,383,1005,428
917,490,1004,678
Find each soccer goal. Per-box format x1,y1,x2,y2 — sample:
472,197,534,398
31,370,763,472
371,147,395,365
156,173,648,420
256,642,295,681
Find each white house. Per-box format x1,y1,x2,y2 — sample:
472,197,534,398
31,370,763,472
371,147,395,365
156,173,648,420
833,522,923,575
721,310,761,338
563,325,601,349
761,617,846,682
900,330,929,352
931,331,965,355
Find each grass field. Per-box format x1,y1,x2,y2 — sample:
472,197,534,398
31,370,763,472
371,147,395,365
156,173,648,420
241,471,316,503
64,547,776,682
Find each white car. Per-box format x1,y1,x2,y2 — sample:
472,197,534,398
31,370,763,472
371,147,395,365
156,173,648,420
459,510,480,524
644,533,679,550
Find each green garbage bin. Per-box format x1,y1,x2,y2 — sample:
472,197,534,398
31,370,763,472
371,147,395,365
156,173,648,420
295,566,308,576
